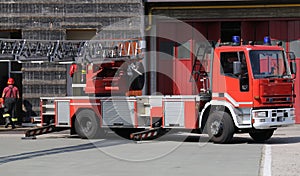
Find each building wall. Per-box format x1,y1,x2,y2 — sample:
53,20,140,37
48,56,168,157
0,0,143,40
0,0,144,119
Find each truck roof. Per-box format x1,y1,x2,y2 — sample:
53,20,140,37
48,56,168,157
215,44,284,52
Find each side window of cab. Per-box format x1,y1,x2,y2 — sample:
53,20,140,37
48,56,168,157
220,52,239,77
220,51,249,92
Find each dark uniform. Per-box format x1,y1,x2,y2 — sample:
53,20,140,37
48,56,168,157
2,78,19,129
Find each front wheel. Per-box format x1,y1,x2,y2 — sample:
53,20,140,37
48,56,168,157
206,111,235,144
249,129,274,142
75,109,103,139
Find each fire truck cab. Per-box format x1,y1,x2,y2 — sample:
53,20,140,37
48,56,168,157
200,36,296,143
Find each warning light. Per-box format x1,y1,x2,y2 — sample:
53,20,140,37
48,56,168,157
232,36,240,45
264,36,271,45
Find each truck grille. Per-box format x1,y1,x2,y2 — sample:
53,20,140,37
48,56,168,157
271,110,288,122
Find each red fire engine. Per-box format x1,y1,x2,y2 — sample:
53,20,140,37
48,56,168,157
0,36,296,143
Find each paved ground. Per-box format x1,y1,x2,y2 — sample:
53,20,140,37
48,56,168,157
0,131,262,176
266,125,300,176
0,124,299,176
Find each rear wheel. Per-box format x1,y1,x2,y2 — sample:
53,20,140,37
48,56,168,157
249,129,274,142
207,111,235,143
75,109,103,139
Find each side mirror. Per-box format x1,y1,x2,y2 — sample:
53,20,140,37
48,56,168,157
287,52,296,61
233,61,242,75
290,61,297,75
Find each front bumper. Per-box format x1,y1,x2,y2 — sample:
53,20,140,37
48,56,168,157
252,108,295,129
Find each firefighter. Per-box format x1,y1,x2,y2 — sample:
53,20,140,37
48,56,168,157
2,78,20,129
69,62,77,78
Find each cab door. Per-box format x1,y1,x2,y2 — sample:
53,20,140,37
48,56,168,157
217,51,253,107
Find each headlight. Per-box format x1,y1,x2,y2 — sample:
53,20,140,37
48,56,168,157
254,111,268,118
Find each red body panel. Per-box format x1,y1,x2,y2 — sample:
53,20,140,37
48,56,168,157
184,101,198,129
150,106,163,128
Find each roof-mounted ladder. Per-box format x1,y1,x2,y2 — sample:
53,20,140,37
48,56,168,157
0,38,144,64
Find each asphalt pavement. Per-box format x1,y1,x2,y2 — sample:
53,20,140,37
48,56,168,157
0,124,299,176
0,124,34,133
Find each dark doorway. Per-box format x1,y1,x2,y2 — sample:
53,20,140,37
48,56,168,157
0,30,22,124
0,30,22,39
221,22,241,42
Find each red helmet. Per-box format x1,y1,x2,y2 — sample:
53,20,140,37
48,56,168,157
7,78,14,85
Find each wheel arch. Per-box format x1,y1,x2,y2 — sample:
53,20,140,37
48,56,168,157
199,100,239,132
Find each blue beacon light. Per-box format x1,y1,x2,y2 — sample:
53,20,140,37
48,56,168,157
264,36,271,45
232,36,240,45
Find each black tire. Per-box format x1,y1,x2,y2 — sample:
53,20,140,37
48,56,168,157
249,129,274,142
74,109,102,139
207,111,235,143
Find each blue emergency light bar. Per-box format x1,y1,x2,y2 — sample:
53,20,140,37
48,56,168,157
219,36,275,47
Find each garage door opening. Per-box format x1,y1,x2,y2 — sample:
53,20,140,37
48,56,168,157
0,30,22,39
66,29,97,40
221,22,241,42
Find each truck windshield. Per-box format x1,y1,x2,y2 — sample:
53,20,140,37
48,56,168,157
249,50,290,79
